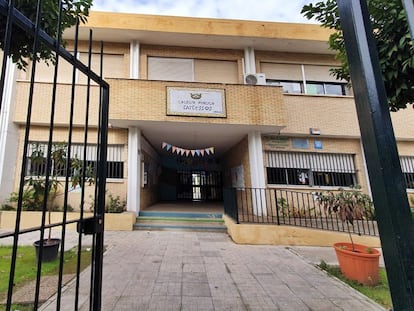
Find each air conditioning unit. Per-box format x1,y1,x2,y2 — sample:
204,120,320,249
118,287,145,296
244,73,266,85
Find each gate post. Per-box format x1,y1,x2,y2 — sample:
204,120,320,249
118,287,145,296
337,0,414,309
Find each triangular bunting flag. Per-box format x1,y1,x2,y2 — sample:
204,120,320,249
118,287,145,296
162,142,215,157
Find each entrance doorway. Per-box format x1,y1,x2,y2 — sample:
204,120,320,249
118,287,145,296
177,170,222,201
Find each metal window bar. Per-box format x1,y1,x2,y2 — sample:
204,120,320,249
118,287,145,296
0,1,109,310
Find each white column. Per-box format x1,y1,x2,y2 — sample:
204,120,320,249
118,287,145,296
130,41,140,79
127,127,141,214
248,131,266,216
0,58,18,202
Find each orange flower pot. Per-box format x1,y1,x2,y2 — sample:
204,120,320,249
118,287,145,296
333,242,381,286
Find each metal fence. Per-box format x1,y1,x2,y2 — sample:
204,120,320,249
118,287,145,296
224,187,379,237
0,1,109,310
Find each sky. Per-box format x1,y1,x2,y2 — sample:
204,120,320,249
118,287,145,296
91,0,318,24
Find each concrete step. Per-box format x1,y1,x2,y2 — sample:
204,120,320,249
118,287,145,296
138,211,223,219
134,211,226,232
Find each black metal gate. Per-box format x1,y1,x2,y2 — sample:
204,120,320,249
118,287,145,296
0,1,108,310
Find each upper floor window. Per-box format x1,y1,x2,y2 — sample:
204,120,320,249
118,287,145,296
21,53,125,83
147,57,238,84
261,62,351,96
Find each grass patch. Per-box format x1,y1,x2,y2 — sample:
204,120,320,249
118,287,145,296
0,245,92,308
319,260,392,309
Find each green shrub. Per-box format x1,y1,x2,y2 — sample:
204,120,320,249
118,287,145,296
0,204,15,211
105,194,126,213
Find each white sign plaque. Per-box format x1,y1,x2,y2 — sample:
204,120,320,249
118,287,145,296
167,87,226,117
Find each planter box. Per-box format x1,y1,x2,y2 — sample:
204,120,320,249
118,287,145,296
0,211,135,231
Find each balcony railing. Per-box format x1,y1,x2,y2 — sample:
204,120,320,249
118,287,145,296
223,187,379,236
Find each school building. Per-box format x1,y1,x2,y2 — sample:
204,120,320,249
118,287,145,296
0,11,413,215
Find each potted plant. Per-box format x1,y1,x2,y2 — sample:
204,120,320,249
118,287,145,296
25,143,63,262
318,187,381,286
28,142,94,262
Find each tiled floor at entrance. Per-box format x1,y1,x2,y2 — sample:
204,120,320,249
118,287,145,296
38,231,384,311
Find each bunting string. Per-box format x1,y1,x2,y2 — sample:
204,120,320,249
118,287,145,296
162,142,214,157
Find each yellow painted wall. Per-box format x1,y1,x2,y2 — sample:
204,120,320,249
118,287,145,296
108,79,286,127
224,215,381,247
0,211,136,231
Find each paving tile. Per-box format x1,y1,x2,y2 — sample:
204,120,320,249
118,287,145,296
110,295,150,311
301,297,344,310
212,297,247,311
275,298,313,311
182,271,208,283
208,282,240,298
183,263,205,272
152,281,182,296
181,296,214,311
148,295,181,311
182,282,211,297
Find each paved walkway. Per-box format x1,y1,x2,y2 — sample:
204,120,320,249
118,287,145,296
1,230,385,310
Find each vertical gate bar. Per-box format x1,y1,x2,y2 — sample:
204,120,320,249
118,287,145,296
56,13,81,311
74,27,94,311
44,1,64,308
337,0,414,307
92,41,108,311
25,1,50,310
0,0,14,111
275,189,280,225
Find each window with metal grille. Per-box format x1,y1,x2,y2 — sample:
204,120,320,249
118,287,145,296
26,142,124,179
401,156,414,189
266,151,357,187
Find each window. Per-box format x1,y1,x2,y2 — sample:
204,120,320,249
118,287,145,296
267,79,349,96
267,80,303,94
266,151,357,187
25,53,125,83
261,62,350,96
147,57,238,83
401,156,414,189
26,142,124,179
306,82,349,96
